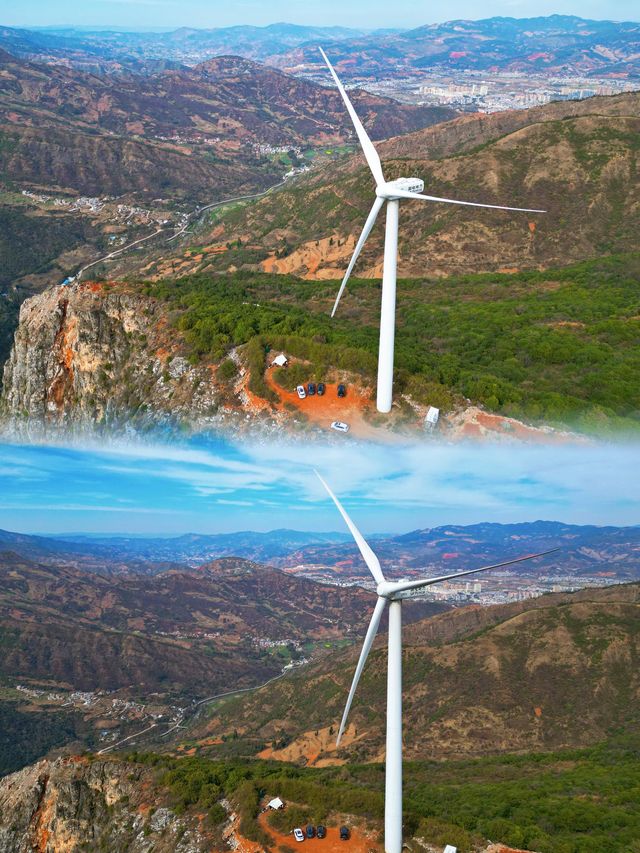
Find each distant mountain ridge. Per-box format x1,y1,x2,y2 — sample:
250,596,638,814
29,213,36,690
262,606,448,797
1,521,639,581
2,16,639,78
278,520,640,580
0,526,351,571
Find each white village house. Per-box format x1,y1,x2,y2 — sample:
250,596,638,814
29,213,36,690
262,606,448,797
271,353,288,368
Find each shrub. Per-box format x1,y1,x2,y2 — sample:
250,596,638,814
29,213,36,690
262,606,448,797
218,359,238,382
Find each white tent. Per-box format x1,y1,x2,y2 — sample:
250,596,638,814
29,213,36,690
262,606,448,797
267,797,284,810
271,353,288,368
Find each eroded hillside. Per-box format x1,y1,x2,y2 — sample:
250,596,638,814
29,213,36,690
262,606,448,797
199,583,640,763
163,92,640,279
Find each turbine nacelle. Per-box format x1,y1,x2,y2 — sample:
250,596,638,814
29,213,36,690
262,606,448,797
376,177,425,199
376,580,421,599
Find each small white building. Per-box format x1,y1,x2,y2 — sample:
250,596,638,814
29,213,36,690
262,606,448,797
425,406,440,431
267,797,284,811
443,846,457,853
271,353,288,368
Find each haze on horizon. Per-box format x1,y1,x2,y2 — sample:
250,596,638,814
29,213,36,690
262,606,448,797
2,0,639,31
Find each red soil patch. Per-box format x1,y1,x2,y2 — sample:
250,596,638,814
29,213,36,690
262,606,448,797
488,846,540,853
265,370,408,442
258,811,381,853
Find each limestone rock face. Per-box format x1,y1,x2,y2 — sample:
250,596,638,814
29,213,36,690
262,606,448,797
1,282,218,428
0,757,208,853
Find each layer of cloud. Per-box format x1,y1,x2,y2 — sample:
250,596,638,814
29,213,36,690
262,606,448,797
0,434,638,534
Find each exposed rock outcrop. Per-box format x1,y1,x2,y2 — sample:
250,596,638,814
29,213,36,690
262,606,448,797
1,282,219,429
0,757,209,852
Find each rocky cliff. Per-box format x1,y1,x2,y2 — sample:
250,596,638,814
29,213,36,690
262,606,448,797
0,282,220,429
0,757,210,853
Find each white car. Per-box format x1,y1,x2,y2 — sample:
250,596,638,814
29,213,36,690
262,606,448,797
293,827,305,842
296,385,306,399
331,421,350,433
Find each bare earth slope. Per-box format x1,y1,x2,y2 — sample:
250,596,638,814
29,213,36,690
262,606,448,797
178,91,640,278
0,50,455,200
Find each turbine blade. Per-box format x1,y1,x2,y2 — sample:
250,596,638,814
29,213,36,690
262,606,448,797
332,196,384,317
337,596,387,745
315,471,386,585
391,188,546,214
390,548,559,595
319,47,385,187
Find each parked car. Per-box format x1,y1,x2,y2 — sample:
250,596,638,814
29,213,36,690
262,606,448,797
317,382,325,396
316,825,327,839
307,382,316,396
293,827,305,842
331,421,350,433
306,825,315,839
296,385,306,399
340,826,350,841
337,383,346,398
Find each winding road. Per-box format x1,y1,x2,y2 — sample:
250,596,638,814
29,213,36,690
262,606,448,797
97,663,296,755
75,177,287,282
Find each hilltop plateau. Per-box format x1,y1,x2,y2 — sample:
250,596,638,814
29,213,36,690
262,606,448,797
3,251,639,436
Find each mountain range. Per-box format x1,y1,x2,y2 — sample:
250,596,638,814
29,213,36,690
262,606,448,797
0,526,350,572
2,17,640,79
0,46,452,371
275,520,640,581
2,520,639,580
1,536,640,851
0,545,445,770
0,49,451,201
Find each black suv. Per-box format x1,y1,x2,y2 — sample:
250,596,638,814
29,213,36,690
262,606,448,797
337,383,346,398
340,826,350,840
307,382,316,396
316,825,326,839
306,825,315,839
317,382,325,396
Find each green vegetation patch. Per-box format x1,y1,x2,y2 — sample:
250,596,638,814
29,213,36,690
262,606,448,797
0,703,81,776
126,733,640,853
143,253,640,433
0,206,94,289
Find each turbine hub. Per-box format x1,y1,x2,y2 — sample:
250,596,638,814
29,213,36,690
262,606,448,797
377,177,424,199
376,581,400,598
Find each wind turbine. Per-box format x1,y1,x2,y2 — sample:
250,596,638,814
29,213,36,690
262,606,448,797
319,47,545,413
317,472,557,853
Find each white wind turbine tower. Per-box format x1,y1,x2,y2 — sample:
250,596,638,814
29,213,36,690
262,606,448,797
317,473,557,853
319,47,545,413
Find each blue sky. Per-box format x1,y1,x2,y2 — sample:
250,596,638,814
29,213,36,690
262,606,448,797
1,1,638,30
0,435,638,535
